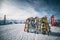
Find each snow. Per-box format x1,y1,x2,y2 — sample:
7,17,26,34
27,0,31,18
0,24,60,40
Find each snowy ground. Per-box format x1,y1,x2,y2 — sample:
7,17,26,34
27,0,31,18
0,24,60,40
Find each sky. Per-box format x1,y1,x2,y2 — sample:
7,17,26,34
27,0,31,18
0,0,60,20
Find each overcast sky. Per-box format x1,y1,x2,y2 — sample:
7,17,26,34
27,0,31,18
0,0,60,20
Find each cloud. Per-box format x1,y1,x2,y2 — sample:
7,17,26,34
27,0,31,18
0,0,49,20
0,3,38,20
